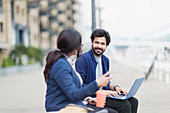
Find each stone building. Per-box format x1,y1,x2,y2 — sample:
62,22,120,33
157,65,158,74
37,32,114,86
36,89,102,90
0,0,80,67
0,0,12,66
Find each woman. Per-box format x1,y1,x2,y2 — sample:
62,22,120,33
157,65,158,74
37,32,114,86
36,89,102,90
43,29,118,113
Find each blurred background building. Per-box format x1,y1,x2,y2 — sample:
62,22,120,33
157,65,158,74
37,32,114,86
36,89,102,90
0,0,80,67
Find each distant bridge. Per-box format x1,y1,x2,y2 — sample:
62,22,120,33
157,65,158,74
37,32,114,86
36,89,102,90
112,40,170,48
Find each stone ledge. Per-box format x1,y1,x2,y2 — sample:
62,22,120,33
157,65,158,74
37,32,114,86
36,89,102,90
0,63,41,76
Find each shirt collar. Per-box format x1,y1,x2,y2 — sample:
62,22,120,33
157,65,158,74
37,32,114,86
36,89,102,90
89,49,103,62
93,53,101,62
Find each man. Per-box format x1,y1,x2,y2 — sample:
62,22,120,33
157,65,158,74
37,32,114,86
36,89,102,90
75,29,138,113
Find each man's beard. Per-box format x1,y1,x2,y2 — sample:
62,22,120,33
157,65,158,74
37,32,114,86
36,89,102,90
92,47,105,56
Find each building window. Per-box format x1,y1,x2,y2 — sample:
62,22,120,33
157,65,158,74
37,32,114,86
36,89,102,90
0,0,2,6
19,30,23,43
0,22,3,32
59,22,64,26
0,0,2,10
16,6,19,14
58,10,64,14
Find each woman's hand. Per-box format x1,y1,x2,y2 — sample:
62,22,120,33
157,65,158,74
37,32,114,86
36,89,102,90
96,72,112,87
86,97,96,105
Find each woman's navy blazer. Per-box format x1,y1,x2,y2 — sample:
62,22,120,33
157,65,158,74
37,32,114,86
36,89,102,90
45,57,98,112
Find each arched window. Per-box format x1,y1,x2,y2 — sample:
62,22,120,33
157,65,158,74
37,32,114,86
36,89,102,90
0,22,3,32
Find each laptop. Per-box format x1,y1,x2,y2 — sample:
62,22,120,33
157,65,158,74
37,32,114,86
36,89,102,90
108,76,145,100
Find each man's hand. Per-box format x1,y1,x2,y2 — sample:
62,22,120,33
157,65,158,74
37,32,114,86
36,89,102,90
96,72,112,87
115,87,128,95
104,90,119,97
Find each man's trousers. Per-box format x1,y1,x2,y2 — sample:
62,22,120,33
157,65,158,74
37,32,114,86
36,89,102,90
105,97,138,113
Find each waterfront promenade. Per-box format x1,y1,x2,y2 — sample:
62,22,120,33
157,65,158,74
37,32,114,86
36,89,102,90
0,57,170,113
110,60,170,113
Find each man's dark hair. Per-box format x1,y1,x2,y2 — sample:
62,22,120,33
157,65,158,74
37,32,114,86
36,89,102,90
90,29,111,46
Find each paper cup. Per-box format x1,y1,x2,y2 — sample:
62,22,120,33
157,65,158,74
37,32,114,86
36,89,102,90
96,90,107,108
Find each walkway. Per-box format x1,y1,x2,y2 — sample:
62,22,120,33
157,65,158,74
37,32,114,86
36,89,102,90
0,60,170,113
110,60,170,113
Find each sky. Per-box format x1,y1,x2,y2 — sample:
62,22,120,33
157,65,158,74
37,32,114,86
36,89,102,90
80,0,170,40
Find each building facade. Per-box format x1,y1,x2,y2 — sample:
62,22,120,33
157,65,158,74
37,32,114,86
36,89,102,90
0,0,12,66
0,0,80,67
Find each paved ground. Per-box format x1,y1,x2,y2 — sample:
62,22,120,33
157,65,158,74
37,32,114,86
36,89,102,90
0,59,170,113
110,60,170,113
0,67,46,113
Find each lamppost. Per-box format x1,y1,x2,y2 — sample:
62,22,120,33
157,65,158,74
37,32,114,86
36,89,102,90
91,0,96,31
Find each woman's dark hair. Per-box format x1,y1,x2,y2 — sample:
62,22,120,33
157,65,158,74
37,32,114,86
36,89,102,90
90,29,111,46
43,29,82,83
